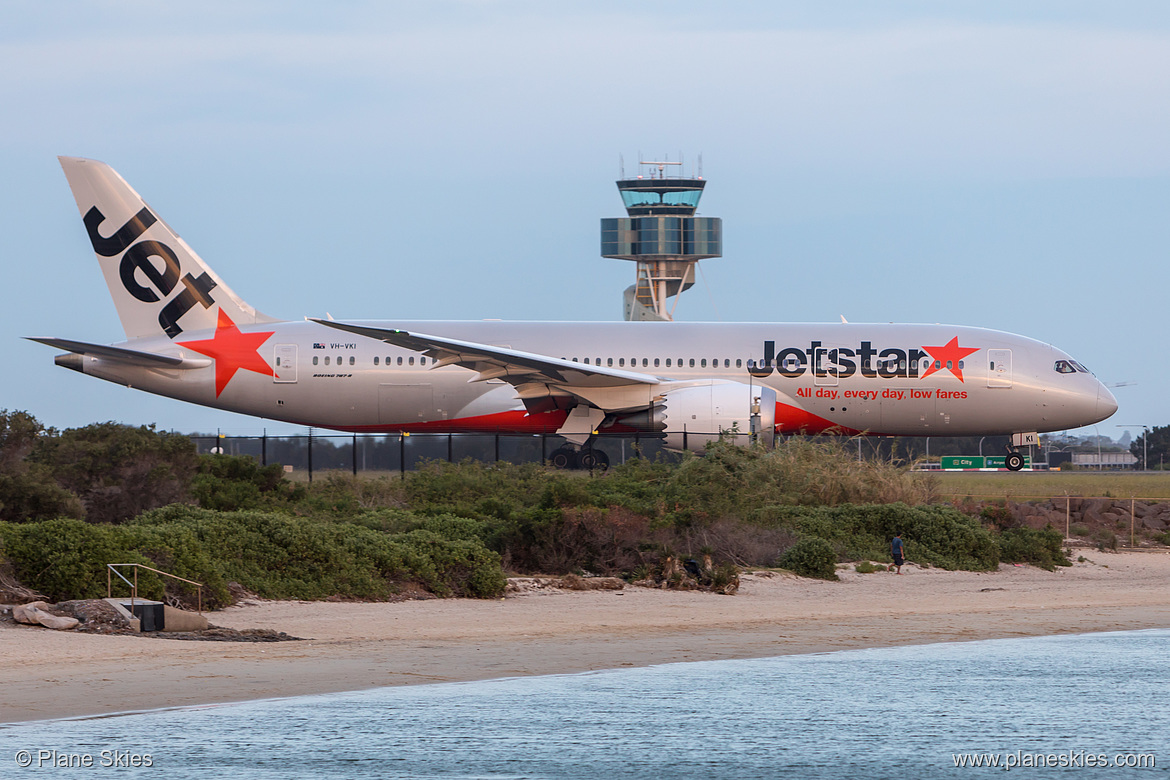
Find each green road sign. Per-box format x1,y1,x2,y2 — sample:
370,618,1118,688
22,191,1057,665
942,455,1033,470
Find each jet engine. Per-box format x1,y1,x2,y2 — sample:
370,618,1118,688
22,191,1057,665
614,381,776,452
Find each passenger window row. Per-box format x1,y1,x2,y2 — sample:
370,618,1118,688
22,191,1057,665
566,357,745,369
310,356,430,367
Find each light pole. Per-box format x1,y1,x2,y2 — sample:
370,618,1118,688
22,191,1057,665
1116,425,1149,471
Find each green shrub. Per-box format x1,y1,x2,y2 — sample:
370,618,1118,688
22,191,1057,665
133,505,506,601
191,453,296,512
1156,532,1170,546
997,526,1071,570
0,506,507,607
1070,524,1090,537
1092,528,1118,551
0,518,161,602
754,503,1000,571
855,561,884,573
779,537,838,581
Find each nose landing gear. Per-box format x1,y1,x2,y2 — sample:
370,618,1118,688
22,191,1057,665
1004,432,1037,472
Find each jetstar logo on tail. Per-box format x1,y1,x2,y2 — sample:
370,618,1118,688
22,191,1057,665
748,338,981,382
83,206,217,338
179,310,275,396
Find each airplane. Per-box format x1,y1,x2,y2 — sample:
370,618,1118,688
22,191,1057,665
29,157,1118,471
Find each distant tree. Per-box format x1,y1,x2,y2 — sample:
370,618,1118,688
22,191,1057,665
0,410,83,522
30,422,199,523
1132,426,1170,471
0,409,45,471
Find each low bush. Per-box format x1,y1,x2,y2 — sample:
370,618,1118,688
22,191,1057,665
0,518,161,602
753,503,1000,571
0,507,506,607
778,537,838,581
997,526,1071,570
190,453,300,512
1093,528,1119,551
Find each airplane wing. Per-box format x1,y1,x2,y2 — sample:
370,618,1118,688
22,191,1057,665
313,320,660,387
26,337,210,369
312,320,663,419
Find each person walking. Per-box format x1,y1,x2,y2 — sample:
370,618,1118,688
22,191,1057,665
891,533,905,574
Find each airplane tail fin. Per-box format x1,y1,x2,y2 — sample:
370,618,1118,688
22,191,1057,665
58,157,278,340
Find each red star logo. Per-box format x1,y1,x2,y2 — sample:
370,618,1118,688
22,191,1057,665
179,309,276,396
920,337,980,383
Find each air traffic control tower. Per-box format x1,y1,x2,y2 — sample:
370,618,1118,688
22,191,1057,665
601,159,722,321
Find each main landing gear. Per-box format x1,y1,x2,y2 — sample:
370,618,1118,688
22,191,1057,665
549,446,610,471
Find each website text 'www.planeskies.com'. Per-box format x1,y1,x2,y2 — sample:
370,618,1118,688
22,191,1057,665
953,750,1155,771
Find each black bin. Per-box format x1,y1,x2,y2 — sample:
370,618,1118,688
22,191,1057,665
124,601,165,632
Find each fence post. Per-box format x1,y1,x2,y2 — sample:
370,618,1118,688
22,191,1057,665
308,429,313,483
448,433,453,464
262,429,267,466
352,433,358,476
495,433,500,464
400,434,406,480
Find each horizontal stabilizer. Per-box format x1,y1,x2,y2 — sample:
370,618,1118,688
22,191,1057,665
26,337,210,369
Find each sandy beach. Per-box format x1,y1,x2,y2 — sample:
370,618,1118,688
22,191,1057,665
3,550,1169,724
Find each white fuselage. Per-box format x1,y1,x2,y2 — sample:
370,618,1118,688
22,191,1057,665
71,319,1115,437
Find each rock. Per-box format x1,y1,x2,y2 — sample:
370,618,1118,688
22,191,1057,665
1083,508,1107,526
1142,517,1167,531
12,601,41,624
13,601,79,630
1082,498,1107,515
1148,504,1170,520
35,612,80,630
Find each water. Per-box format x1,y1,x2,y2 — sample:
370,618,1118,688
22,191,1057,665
3,630,1167,778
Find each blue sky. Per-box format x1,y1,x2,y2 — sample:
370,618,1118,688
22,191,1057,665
2,1,1168,438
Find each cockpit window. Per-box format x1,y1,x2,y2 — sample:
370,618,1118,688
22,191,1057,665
1054,360,1076,374
1071,361,1090,373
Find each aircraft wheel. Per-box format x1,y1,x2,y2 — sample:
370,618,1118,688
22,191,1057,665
1005,452,1025,472
550,448,578,470
580,449,609,472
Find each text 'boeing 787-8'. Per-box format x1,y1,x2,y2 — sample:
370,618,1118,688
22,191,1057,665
29,157,1117,470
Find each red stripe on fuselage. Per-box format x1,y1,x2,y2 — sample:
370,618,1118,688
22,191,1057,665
289,405,866,438
325,410,571,435
775,402,861,435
